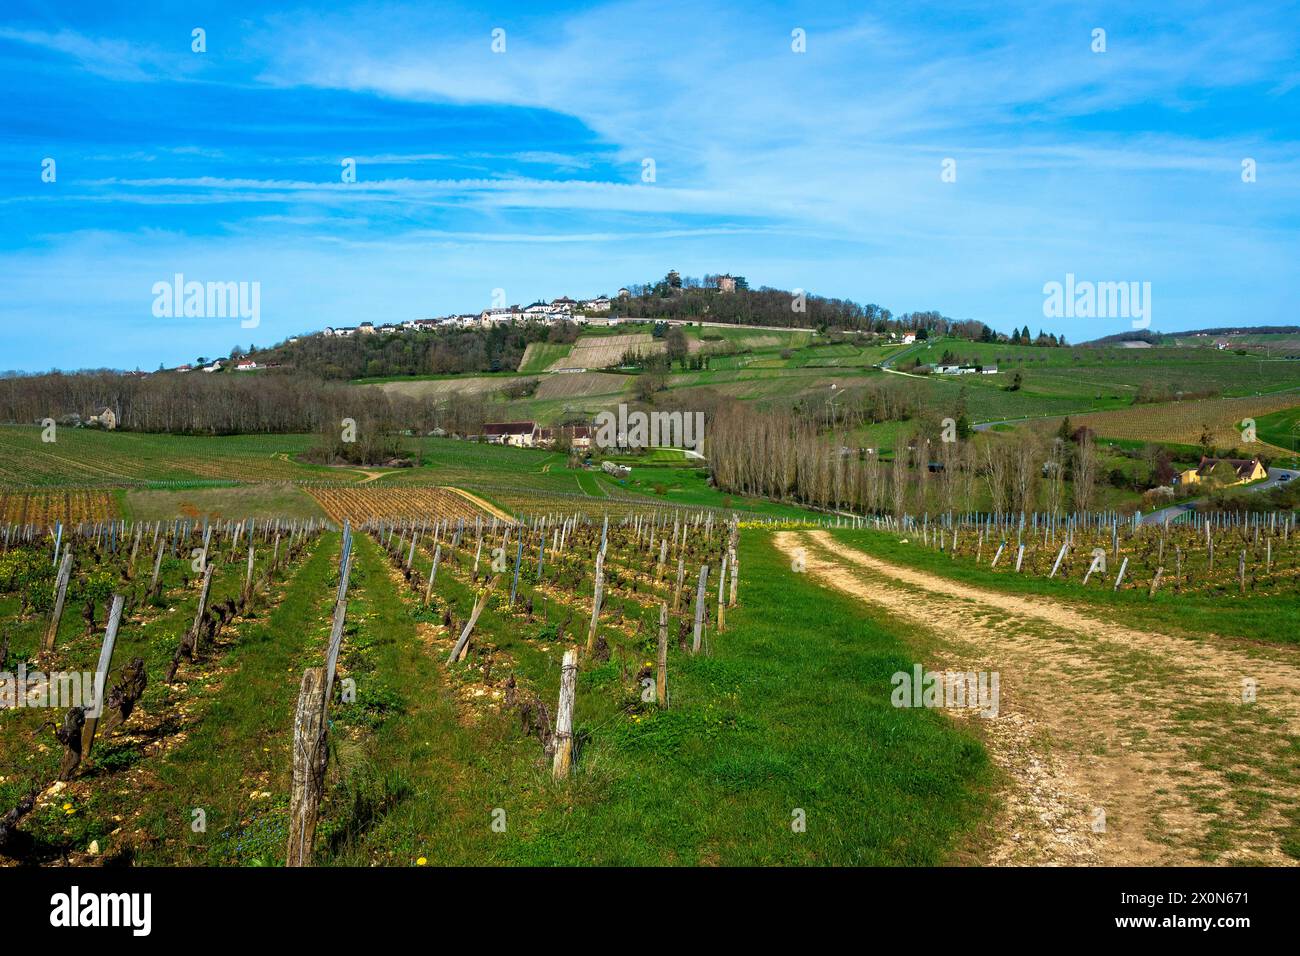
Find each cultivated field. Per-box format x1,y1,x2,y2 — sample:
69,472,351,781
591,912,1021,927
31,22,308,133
304,484,507,524
533,371,631,400
0,490,118,527
551,333,662,370
1052,392,1300,454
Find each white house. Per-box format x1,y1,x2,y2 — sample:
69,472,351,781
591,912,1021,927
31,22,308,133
901,333,917,345
583,297,611,312
482,421,540,446
480,308,524,327
235,360,258,371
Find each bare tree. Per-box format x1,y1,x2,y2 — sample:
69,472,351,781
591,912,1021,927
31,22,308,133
1044,437,1067,515
1072,432,1098,514
980,435,1011,516
888,438,908,518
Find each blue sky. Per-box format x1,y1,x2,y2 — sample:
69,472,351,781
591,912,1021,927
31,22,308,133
1,0,1298,372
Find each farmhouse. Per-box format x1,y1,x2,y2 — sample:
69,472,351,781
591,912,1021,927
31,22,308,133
482,421,540,447
1175,456,1267,487
537,424,594,449
901,333,916,344
235,360,258,371
88,407,117,430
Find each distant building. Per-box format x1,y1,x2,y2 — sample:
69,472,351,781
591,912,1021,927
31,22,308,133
235,361,258,371
1175,456,1267,487
901,333,916,345
583,297,611,312
480,308,523,327
482,421,540,446
537,424,593,450
88,407,117,430
617,287,631,298
716,275,737,293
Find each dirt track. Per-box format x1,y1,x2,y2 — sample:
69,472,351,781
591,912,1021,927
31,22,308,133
774,529,1300,866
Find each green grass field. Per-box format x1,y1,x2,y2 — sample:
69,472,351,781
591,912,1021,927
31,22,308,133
1254,405,1300,456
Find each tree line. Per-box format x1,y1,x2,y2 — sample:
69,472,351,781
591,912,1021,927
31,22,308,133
707,400,1104,517
0,368,491,438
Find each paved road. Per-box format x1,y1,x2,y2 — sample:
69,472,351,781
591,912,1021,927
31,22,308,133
1139,466,1298,525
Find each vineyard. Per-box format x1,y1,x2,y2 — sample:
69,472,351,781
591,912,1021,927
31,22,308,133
1047,392,1300,454
0,490,117,527
0,507,780,866
0,514,328,863
303,484,507,525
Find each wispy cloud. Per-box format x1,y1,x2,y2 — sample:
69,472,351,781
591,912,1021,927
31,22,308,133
0,0,1297,372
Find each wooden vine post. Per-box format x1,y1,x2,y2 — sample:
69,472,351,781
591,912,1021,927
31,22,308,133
287,666,328,867
42,549,75,656
287,526,351,867
423,543,441,606
692,565,709,654
672,554,686,613
80,594,125,761
447,577,497,664
552,649,578,779
716,554,728,631
656,602,668,708
585,549,605,654
189,563,215,659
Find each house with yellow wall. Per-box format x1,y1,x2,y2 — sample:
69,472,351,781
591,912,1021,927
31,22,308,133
1175,456,1266,488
